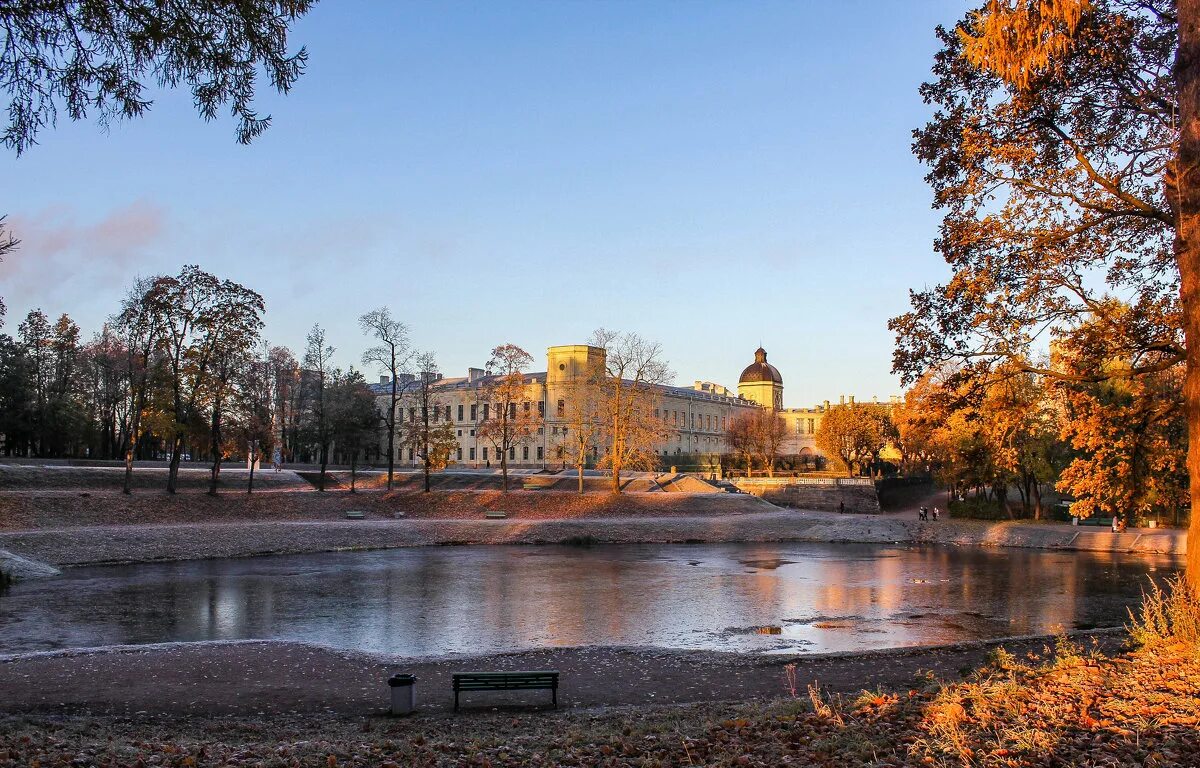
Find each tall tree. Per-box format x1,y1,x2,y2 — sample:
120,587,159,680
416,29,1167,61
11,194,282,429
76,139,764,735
359,307,411,491
302,324,335,491
896,0,1200,585
590,329,672,493
17,309,51,455
146,266,264,493
401,351,442,493
202,287,265,495
113,278,161,494
235,345,276,494
477,344,537,493
0,0,315,154
329,367,380,493
559,362,606,494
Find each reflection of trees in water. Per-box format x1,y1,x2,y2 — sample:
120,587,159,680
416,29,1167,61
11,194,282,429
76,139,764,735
7,545,1182,655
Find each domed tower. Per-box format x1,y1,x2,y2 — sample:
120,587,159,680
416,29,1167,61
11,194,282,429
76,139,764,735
737,347,783,410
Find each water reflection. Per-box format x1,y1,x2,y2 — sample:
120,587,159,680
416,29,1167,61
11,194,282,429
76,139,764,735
0,543,1179,656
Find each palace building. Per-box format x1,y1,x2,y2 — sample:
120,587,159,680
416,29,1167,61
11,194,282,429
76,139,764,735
373,344,893,469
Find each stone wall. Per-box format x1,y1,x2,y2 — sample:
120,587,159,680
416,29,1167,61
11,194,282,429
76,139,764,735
731,479,880,514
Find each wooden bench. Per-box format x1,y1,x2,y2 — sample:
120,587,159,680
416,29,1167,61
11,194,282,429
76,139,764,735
484,510,506,519
452,671,559,711
345,510,365,520
1077,516,1115,527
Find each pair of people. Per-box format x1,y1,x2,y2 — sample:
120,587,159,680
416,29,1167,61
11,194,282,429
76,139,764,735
918,506,940,521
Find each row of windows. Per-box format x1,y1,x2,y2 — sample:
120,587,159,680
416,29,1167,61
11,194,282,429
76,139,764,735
653,408,726,433
399,401,547,424
405,445,547,462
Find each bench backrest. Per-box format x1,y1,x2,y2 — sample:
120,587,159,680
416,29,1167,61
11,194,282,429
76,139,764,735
453,671,558,690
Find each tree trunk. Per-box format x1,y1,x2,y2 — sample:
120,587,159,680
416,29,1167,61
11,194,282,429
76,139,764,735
122,387,144,495
208,397,222,496
387,375,397,492
318,443,328,492
501,443,509,493
167,433,183,494
1177,0,1200,592
578,459,584,495
247,445,256,494
350,453,358,493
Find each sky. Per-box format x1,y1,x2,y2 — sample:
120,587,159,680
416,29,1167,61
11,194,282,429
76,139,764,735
1,0,967,409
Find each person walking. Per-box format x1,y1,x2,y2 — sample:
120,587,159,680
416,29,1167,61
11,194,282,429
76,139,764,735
932,506,940,521
919,506,928,521
838,501,845,514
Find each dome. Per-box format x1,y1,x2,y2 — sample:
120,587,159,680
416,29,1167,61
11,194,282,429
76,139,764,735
738,347,782,385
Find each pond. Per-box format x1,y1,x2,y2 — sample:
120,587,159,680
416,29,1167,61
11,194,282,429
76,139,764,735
0,542,1179,656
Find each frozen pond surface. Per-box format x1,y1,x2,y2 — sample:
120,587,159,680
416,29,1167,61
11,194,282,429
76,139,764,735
0,542,1180,656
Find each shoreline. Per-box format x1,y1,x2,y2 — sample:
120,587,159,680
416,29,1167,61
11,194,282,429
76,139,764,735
0,506,1186,570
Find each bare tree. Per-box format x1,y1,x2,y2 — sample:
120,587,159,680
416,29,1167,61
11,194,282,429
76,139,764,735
302,324,335,491
477,344,538,493
359,307,410,491
589,329,673,493
559,359,606,494
203,288,265,495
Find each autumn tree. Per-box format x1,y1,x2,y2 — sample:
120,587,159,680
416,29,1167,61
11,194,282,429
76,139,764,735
895,0,1200,583
112,278,161,493
727,409,787,477
401,351,443,493
815,402,893,478
301,324,335,491
359,307,410,491
145,266,264,493
477,344,538,493
590,329,672,493
202,287,265,495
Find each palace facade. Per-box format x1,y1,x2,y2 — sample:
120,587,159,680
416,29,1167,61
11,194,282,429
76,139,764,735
372,344,894,469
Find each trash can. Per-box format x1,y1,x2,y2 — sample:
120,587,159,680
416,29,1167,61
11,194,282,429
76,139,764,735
388,674,416,715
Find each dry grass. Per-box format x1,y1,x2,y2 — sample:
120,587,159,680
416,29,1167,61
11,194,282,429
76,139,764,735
1128,575,1200,651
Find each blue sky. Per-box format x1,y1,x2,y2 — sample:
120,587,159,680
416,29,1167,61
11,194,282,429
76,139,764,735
1,1,966,408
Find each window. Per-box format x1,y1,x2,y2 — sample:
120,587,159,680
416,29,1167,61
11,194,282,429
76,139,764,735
557,399,565,417
432,407,439,422
673,411,678,426
523,401,530,413
408,448,414,460
446,405,451,421
537,446,544,460
537,427,543,435
483,447,488,460
469,447,476,460
458,404,464,421
457,430,462,437
509,446,515,460
522,446,529,460
538,401,545,417
470,403,477,420
470,429,475,436
456,447,462,460
808,418,815,434
482,404,489,420
552,426,559,435
508,403,516,419
409,407,416,422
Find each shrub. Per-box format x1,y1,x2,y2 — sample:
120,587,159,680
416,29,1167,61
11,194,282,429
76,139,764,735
1128,576,1200,650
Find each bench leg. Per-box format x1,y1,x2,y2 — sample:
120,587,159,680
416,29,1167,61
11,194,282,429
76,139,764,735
552,686,557,709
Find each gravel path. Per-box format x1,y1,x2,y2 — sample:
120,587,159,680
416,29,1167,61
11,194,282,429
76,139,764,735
0,631,1124,716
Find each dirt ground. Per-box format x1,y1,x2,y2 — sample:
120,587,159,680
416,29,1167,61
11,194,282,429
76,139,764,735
0,631,1124,717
